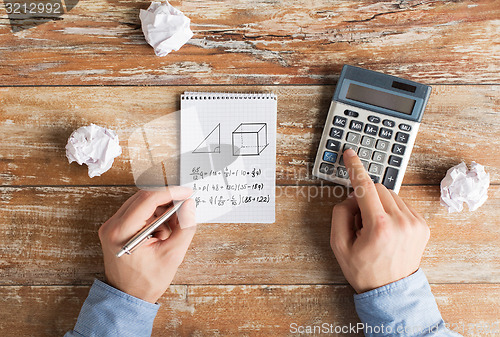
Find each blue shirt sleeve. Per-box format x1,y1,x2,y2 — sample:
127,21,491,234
353,269,462,337
64,279,159,337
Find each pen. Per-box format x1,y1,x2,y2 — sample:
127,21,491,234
116,191,196,258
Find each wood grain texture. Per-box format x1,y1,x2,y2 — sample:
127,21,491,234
0,284,499,336
1,85,498,186
1,185,498,285
0,0,499,85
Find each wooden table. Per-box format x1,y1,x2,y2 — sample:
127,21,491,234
1,0,499,336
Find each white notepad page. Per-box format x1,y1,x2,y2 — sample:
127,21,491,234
180,92,277,223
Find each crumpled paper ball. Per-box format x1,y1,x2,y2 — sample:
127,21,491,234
440,161,490,213
65,124,122,178
139,1,194,57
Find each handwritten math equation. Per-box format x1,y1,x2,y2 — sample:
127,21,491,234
189,167,262,180
189,166,269,207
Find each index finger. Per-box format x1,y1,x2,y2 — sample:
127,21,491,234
342,149,385,219
120,186,194,235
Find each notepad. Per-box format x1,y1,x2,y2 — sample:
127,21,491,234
180,92,277,223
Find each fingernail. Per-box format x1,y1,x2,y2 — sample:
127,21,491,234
343,148,356,158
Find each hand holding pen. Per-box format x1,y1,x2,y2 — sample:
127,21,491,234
98,187,197,303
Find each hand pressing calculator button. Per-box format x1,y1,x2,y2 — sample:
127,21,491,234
312,65,431,193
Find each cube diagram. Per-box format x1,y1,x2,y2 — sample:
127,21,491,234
232,123,268,156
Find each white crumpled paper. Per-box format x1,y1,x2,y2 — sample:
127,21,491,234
139,1,193,57
66,124,122,178
440,162,490,213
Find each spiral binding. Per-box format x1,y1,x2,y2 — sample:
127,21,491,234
181,92,277,100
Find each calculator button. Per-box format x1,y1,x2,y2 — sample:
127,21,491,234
346,132,361,144
343,143,358,152
319,163,335,175
389,155,402,167
364,124,379,136
349,120,364,132
375,139,389,151
382,119,395,127
383,167,399,190
368,163,383,175
326,139,341,152
330,127,344,139
358,147,372,160
368,115,381,123
392,144,406,155
370,175,380,183
344,109,359,117
361,160,369,171
399,123,412,132
333,116,347,127
322,151,338,163
336,167,349,179
379,128,393,139
372,151,386,163
361,136,375,148
395,132,410,144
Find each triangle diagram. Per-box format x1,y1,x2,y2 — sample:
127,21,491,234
193,124,221,153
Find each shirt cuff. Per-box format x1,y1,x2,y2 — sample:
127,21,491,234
73,279,160,337
353,269,444,337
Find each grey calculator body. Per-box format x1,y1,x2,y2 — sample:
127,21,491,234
312,65,431,193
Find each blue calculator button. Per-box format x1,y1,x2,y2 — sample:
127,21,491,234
395,132,410,144
329,127,344,139
368,115,381,123
349,120,364,132
364,124,378,136
319,163,335,175
392,143,406,155
379,128,393,139
326,139,341,151
322,151,338,163
382,119,395,127
399,123,412,131
333,116,347,127
344,109,359,117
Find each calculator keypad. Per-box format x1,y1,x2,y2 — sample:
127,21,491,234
313,102,420,193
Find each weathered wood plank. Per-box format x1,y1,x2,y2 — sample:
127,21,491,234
0,284,498,336
0,85,498,186
0,0,499,85
0,185,498,285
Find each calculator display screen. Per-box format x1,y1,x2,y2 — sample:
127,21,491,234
346,83,416,115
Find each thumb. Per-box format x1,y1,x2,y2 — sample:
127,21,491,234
330,194,359,254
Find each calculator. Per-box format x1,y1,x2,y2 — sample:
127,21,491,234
312,65,431,193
